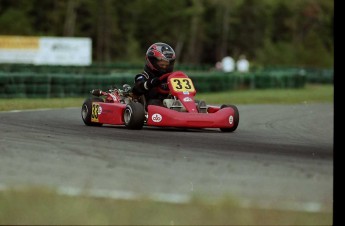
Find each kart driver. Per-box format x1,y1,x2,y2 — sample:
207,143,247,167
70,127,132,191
132,42,176,107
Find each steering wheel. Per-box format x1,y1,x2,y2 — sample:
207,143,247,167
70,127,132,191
156,72,172,94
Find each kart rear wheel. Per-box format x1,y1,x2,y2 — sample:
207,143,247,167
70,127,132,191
220,104,239,132
81,97,104,126
123,102,145,130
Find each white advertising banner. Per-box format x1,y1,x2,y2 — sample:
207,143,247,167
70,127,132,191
35,37,92,65
0,36,92,66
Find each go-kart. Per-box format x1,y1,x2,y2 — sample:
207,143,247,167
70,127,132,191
81,71,239,132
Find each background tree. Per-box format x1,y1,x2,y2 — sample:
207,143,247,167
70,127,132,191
0,0,334,68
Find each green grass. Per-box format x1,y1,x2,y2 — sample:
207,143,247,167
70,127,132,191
0,187,332,225
197,84,333,105
0,84,333,111
0,97,84,111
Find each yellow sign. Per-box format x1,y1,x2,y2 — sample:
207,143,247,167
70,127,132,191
0,35,39,49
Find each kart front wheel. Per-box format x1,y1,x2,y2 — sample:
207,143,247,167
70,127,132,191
220,104,239,132
81,97,104,126
123,102,145,130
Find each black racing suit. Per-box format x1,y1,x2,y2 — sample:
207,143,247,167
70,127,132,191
132,65,169,106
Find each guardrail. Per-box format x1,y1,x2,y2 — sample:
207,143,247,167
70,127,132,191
0,63,333,84
0,70,308,98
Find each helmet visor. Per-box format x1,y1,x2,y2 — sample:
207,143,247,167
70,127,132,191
154,58,175,73
156,59,170,69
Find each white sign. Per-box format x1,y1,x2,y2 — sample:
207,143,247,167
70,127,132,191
35,37,92,66
0,35,92,66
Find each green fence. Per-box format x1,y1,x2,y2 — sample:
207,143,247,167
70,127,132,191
0,63,213,75
257,66,333,84
0,72,135,98
0,70,308,98
1,63,333,98
0,63,333,84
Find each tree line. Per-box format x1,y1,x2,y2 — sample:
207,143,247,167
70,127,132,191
0,0,334,68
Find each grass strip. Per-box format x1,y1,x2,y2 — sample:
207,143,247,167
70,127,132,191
0,187,332,225
0,84,333,112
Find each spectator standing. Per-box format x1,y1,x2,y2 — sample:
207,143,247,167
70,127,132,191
236,55,249,72
221,56,235,72
215,61,223,71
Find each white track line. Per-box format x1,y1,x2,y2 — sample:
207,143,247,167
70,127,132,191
0,107,78,113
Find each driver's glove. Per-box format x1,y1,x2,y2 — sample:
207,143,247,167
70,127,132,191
160,83,169,90
145,77,161,89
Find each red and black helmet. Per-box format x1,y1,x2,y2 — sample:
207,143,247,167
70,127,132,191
145,42,176,74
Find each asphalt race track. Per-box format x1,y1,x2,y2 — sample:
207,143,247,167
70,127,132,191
0,103,333,212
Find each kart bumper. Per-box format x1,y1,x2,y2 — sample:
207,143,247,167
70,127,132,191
146,105,237,129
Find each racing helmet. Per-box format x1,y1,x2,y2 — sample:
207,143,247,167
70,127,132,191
145,42,176,74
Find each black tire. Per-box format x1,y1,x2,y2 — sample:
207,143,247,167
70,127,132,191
123,102,145,130
81,97,104,126
219,104,239,132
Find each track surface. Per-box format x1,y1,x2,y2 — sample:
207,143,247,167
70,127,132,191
0,104,333,211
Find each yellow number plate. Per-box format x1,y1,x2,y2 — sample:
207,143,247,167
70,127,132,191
170,78,195,92
91,103,100,122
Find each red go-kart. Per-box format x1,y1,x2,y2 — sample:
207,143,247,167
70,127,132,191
81,71,239,132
